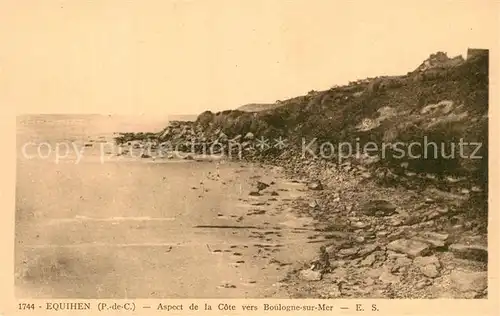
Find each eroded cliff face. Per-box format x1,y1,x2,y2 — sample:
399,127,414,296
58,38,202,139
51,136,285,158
413,52,465,73
150,51,487,187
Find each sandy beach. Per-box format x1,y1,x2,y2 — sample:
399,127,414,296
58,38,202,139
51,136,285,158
15,115,328,298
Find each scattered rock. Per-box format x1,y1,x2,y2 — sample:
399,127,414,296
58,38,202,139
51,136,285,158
355,236,365,243
425,211,441,221
359,200,397,216
387,251,407,260
436,207,449,214
219,283,236,289
366,267,384,279
414,236,446,249
309,200,320,209
327,284,342,298
247,209,266,215
394,257,412,266
360,254,376,267
256,181,270,191
308,180,323,191
311,246,330,272
424,197,435,204
299,269,322,281
421,264,440,278
389,218,403,226
376,231,389,238
244,132,255,140
449,244,487,262
337,247,359,259
471,186,482,193
249,191,262,196
351,221,370,229
379,271,400,284
358,244,380,257
386,239,431,258
331,267,348,280
329,260,345,270
419,231,449,241
450,270,487,293
414,255,440,268
402,215,421,226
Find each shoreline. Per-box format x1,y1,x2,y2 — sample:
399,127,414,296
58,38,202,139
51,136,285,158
16,139,333,298
102,132,488,299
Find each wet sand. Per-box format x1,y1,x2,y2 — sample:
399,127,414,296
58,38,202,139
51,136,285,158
15,143,326,298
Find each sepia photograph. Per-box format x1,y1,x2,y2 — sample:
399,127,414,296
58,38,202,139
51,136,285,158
8,0,494,302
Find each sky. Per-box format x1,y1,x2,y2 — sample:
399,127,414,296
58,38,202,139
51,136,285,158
1,0,498,117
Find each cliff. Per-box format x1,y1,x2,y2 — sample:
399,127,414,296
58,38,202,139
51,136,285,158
154,50,487,188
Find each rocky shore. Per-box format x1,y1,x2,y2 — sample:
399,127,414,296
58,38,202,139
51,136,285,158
111,50,488,298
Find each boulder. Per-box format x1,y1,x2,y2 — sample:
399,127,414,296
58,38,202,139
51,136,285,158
394,257,412,266
450,270,487,293
413,237,446,249
256,181,270,191
379,270,400,284
449,244,488,262
360,254,376,267
359,200,397,216
421,264,440,278
337,247,359,259
419,231,449,241
358,244,380,257
386,239,431,258
308,180,323,191
244,132,255,140
299,269,322,281
414,255,441,268
351,221,370,229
